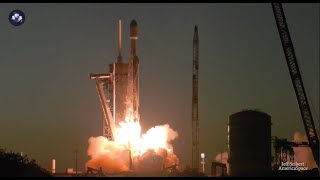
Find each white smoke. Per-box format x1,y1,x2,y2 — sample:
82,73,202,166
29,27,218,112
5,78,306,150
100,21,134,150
85,124,179,175
86,136,130,173
292,132,318,169
214,151,229,175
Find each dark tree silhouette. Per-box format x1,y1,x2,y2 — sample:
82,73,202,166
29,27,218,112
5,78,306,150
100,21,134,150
0,148,51,177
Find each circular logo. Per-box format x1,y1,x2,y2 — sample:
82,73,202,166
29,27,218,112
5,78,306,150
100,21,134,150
9,10,25,26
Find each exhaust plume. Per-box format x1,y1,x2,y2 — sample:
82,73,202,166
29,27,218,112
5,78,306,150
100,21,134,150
85,122,179,174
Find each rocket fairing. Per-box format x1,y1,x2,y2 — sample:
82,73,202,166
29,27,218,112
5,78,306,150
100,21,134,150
130,20,138,56
127,19,140,121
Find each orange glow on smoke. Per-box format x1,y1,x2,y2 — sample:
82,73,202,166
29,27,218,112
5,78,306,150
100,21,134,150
86,112,179,174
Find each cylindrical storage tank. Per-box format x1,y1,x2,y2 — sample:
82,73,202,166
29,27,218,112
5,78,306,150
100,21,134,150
228,110,271,176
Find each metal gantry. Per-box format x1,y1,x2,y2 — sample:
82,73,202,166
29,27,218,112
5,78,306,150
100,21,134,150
89,71,117,141
272,137,309,170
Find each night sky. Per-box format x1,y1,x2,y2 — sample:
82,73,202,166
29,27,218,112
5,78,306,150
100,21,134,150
0,3,319,173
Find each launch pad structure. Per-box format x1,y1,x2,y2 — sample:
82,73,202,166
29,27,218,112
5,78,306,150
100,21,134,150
89,19,202,175
89,19,140,141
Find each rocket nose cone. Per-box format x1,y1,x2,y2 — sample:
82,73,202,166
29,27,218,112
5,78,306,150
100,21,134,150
130,20,138,27
130,19,138,37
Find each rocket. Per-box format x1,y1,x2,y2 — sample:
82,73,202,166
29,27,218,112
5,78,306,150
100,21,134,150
127,20,140,121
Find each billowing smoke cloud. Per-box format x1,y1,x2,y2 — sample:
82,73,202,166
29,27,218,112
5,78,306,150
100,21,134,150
132,147,179,174
85,124,179,174
85,136,130,173
214,151,229,175
292,132,318,169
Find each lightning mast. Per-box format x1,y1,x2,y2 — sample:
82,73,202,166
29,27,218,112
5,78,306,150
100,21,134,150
192,26,200,171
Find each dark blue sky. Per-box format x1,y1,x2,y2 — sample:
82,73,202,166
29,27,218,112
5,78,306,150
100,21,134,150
0,3,319,173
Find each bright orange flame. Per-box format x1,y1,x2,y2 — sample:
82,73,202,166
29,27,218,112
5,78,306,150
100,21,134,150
114,114,178,156
86,112,179,174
